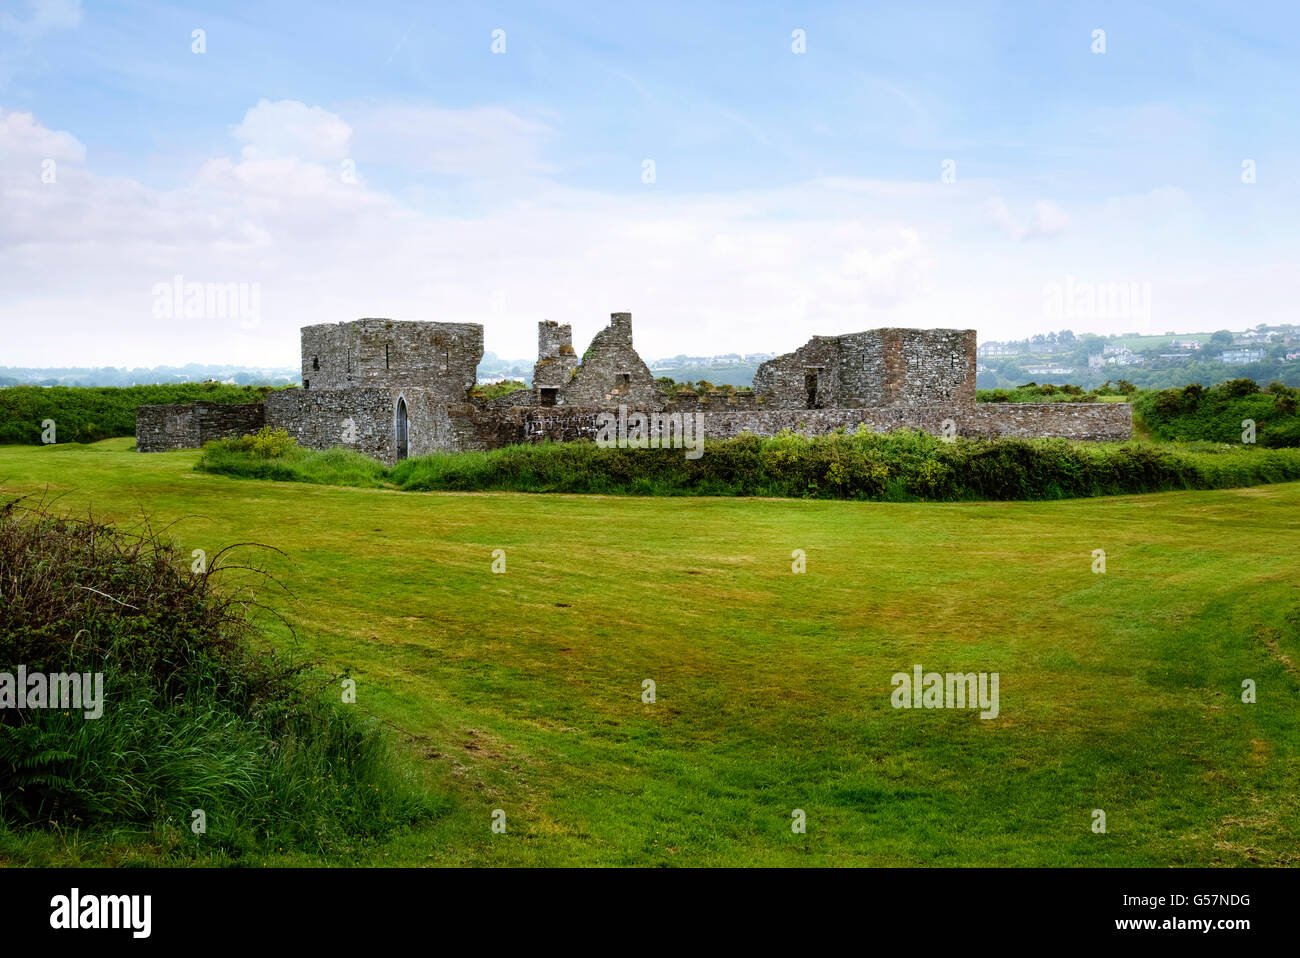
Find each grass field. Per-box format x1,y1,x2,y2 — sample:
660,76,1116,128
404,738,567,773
3,437,1299,866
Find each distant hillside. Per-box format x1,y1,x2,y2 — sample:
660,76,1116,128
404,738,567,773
0,364,297,388
646,363,760,388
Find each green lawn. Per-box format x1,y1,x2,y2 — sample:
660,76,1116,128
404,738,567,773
3,438,1299,866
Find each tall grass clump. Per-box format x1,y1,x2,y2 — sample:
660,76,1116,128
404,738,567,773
0,496,435,861
196,428,389,488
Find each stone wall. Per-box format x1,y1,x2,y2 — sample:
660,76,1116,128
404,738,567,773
884,328,976,406
754,328,975,409
265,387,485,464
665,391,760,412
752,335,842,409
300,319,482,401
695,401,1130,442
266,387,396,461
136,402,265,452
138,394,1130,461
444,400,1132,448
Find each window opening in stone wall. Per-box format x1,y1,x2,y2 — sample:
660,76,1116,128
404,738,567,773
539,387,558,406
312,356,319,370
304,379,310,390
386,344,390,369
619,373,631,389
805,370,821,409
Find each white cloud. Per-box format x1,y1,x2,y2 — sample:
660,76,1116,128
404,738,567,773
0,107,85,163
0,102,1294,368
230,99,352,162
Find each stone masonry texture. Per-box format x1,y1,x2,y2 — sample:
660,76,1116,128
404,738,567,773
445,401,1133,450
300,319,482,402
135,402,265,452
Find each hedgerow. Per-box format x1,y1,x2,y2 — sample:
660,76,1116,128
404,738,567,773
197,428,1300,501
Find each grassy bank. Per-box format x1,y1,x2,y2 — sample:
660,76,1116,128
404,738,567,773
196,429,1300,501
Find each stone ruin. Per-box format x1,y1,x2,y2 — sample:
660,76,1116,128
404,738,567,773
136,313,1132,462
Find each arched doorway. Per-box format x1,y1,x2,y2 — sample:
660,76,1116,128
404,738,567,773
395,396,409,460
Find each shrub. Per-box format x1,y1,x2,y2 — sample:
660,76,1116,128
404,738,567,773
1134,380,1300,446
213,426,297,459
1220,378,1261,400
0,497,433,857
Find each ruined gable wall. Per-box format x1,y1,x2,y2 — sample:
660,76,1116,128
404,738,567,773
559,313,662,408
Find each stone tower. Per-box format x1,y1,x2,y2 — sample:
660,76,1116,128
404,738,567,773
532,320,579,405
299,318,483,403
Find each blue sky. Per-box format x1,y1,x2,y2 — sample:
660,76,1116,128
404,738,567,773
2,0,1297,366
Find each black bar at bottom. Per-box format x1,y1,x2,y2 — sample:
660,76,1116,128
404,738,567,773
0,866,1287,944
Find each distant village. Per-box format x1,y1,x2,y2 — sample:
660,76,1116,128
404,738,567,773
973,324,1300,390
